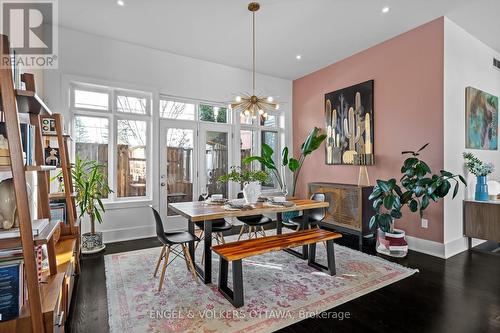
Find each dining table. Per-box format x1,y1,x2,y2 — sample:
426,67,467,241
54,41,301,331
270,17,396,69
168,198,330,284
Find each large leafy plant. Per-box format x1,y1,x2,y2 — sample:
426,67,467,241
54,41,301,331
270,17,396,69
72,155,113,234
369,144,466,232
244,127,326,196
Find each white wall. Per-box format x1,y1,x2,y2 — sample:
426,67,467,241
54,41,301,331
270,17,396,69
43,27,293,243
443,17,500,257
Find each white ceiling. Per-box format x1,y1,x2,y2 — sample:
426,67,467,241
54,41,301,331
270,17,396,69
59,0,500,80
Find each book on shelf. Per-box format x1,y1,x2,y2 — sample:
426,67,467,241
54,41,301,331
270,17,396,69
0,122,36,166
0,259,23,322
0,218,49,239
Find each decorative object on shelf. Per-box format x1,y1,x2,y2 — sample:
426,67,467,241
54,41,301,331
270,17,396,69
0,135,9,166
229,2,280,120
41,117,57,135
463,152,494,201
72,156,113,254
325,80,374,165
218,166,267,204
44,146,60,166
50,202,66,223
465,86,498,150
0,178,31,230
244,127,326,196
487,180,500,200
369,144,466,257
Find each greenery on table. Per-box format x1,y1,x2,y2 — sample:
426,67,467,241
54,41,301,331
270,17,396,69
218,166,268,184
369,144,466,233
243,127,326,196
72,155,113,234
463,152,494,176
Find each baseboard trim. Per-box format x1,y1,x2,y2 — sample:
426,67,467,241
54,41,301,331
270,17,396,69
406,235,446,259
101,225,156,243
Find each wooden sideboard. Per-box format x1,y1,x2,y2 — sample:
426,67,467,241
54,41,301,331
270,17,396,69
308,182,376,249
463,200,500,249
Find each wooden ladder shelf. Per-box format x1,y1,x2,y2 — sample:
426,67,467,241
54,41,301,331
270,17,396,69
0,34,80,333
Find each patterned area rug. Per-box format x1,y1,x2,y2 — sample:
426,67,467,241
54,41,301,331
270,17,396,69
105,235,417,333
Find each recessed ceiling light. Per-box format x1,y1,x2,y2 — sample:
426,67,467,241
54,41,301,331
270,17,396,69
296,54,302,60
117,0,125,6
382,6,390,13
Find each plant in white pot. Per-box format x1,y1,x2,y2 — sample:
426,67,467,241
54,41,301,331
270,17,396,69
72,156,112,254
218,166,268,204
369,144,466,257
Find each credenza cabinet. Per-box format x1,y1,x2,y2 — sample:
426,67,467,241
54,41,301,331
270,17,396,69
463,200,500,248
308,182,376,249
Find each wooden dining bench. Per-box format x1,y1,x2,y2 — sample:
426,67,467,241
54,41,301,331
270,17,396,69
212,228,342,307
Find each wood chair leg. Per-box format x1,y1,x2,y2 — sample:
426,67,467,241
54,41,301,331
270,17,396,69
260,226,266,237
253,227,258,239
158,246,171,292
237,225,246,241
183,244,197,280
195,230,204,251
153,245,166,277
219,233,226,244
248,226,253,239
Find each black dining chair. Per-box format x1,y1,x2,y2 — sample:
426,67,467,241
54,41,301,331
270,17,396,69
150,206,200,291
195,195,233,263
236,192,273,240
282,193,326,231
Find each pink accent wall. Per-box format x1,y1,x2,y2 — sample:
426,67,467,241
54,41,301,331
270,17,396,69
292,18,444,242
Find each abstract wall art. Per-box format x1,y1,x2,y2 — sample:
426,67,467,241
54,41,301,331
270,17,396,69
465,87,498,150
325,80,374,165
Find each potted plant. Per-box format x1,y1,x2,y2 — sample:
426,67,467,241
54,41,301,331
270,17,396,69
72,156,112,254
218,166,268,203
463,152,494,201
369,144,466,257
244,127,326,197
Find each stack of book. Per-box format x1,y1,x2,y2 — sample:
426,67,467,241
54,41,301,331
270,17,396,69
0,248,24,322
0,219,49,240
0,122,36,166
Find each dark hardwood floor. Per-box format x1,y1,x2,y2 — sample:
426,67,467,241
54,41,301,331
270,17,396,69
67,232,500,333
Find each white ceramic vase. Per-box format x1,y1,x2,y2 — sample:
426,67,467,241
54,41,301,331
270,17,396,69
242,181,261,204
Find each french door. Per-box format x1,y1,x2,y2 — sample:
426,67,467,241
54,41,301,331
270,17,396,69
159,120,232,223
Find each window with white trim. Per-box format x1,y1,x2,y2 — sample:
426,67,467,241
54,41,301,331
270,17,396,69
239,111,284,190
71,83,152,202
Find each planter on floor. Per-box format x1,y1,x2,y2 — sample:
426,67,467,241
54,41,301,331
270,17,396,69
376,228,408,257
82,231,106,254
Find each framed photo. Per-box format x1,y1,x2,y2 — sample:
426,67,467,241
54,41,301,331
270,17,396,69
41,117,57,135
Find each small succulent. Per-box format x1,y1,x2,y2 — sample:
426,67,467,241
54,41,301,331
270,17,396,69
463,152,494,177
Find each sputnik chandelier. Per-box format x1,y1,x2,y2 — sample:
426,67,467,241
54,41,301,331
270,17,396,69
230,2,280,119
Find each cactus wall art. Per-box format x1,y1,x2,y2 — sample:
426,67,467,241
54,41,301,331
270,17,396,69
324,80,374,165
